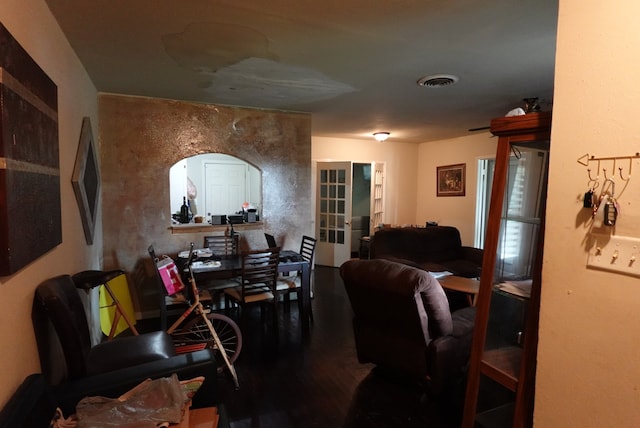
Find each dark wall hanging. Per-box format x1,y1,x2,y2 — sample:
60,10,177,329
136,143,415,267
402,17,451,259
0,22,61,275
72,117,100,244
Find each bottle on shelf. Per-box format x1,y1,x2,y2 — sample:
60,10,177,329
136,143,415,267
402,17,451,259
180,196,190,223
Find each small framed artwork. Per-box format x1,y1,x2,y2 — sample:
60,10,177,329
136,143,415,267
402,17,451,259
72,117,101,244
437,163,466,197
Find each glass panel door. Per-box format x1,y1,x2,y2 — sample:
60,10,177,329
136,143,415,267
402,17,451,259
370,162,385,230
316,161,352,267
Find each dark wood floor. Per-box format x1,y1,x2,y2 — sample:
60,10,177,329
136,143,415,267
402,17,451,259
208,265,467,428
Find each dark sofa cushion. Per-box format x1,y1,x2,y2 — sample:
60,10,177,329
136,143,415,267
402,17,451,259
371,226,463,263
86,330,176,376
370,226,482,278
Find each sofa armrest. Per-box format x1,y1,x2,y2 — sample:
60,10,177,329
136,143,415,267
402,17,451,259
460,246,484,268
87,331,176,375
53,349,218,416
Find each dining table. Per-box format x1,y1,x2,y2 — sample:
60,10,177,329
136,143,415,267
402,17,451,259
178,249,312,331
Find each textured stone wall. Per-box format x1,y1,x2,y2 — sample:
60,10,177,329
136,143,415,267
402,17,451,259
99,94,312,316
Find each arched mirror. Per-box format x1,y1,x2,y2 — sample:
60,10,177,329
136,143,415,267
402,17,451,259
170,153,261,223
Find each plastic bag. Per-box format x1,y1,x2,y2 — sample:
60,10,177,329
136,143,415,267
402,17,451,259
75,374,186,428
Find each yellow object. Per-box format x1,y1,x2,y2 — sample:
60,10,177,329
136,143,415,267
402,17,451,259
99,273,136,337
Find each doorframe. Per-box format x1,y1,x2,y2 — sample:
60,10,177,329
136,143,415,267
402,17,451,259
312,159,385,267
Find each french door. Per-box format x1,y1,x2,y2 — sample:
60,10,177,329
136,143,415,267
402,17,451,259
315,161,385,267
315,162,352,267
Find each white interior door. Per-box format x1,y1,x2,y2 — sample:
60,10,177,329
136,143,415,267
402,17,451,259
204,162,246,216
315,161,352,267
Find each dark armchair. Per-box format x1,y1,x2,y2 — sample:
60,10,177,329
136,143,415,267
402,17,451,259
31,274,218,415
340,259,475,395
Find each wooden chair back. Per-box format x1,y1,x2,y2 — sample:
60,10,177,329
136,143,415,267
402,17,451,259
203,234,239,256
239,248,280,301
264,233,277,249
299,235,317,265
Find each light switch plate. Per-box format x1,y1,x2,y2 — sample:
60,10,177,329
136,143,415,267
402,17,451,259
587,233,640,277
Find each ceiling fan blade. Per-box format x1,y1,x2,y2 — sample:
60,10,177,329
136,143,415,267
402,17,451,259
468,126,490,132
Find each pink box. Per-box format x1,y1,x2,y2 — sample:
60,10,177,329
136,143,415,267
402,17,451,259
157,257,185,295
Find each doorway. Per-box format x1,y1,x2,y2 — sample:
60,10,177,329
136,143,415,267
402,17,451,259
315,161,385,267
351,163,372,257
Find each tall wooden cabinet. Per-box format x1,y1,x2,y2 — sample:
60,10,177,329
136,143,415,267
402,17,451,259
462,111,552,427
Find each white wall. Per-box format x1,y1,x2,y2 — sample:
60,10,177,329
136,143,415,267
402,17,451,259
0,0,99,407
312,136,419,227
535,1,640,426
416,133,496,246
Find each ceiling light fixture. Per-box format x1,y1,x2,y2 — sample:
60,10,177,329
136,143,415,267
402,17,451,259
373,132,390,142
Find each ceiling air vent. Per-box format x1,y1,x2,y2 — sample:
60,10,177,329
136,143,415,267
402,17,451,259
417,74,459,88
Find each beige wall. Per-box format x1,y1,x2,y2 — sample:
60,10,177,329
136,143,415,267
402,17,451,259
535,1,640,426
0,0,100,407
416,133,496,246
313,134,496,247
312,136,419,228
99,94,312,316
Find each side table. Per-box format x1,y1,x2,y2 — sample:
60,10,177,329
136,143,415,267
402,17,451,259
438,275,480,307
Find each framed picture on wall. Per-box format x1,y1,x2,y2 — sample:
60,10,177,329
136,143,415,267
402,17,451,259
72,117,100,244
436,163,466,197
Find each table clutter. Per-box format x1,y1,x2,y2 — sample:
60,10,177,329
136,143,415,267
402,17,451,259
0,374,226,428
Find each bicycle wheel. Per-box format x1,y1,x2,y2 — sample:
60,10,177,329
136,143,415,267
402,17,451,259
177,312,243,373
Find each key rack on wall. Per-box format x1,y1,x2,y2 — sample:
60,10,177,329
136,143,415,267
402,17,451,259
579,153,640,229
577,153,640,182
579,152,640,276
578,153,640,210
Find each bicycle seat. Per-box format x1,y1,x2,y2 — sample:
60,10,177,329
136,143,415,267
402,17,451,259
72,269,125,290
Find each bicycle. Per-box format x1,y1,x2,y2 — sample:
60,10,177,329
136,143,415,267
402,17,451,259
149,244,242,389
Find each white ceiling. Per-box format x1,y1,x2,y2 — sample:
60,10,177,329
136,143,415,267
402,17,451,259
45,0,558,144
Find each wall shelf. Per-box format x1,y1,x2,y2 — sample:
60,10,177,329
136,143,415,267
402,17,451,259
170,222,263,234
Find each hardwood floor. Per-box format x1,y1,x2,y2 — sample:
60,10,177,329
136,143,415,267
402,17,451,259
211,265,467,428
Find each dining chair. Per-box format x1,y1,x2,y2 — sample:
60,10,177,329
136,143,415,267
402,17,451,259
276,235,317,320
224,247,281,333
203,233,239,256
200,234,242,306
264,233,277,249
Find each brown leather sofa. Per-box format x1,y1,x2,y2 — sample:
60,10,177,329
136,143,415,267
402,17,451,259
340,259,475,395
369,226,483,278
